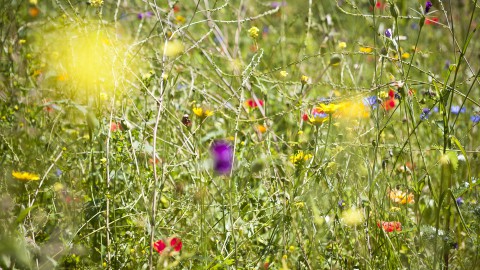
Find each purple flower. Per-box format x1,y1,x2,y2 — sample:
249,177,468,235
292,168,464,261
471,115,480,123
425,1,433,14
456,197,464,206
420,107,431,120
451,105,466,114
211,140,233,175
385,28,392,38
56,168,62,177
444,60,451,70
137,11,153,20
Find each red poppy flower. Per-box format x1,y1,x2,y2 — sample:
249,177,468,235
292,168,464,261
153,237,183,254
377,221,402,232
388,89,395,98
153,239,166,253
383,98,396,110
170,237,182,252
245,98,264,108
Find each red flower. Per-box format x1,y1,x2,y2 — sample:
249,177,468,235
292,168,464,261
245,98,264,108
173,5,180,13
170,237,182,252
425,17,438,25
153,239,166,253
153,237,183,254
383,98,396,110
377,221,402,232
388,89,395,98
302,113,309,121
369,1,385,10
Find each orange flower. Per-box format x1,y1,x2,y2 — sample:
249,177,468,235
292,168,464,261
28,7,39,17
389,189,414,204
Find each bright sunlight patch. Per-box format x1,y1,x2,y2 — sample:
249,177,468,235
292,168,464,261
40,23,137,100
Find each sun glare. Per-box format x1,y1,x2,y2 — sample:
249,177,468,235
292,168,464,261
42,24,136,100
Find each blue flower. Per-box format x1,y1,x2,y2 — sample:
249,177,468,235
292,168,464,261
451,105,466,114
471,115,480,123
363,96,378,108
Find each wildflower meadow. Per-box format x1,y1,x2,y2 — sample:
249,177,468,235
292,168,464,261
2,0,480,269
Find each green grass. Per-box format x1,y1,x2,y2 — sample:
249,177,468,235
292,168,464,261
1,0,480,269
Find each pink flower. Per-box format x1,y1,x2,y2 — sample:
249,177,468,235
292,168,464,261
110,122,121,132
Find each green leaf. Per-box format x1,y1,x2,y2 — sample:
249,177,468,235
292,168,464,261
15,205,37,225
446,151,458,171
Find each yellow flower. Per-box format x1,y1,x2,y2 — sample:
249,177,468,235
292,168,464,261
289,151,312,164
12,171,40,181
192,107,213,118
89,0,103,7
341,208,364,226
401,52,410,59
279,70,288,78
378,91,388,99
300,75,309,85
359,46,373,53
289,151,304,164
316,103,341,114
175,15,186,24
389,189,415,204
248,27,260,39
303,154,313,161
338,41,347,49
